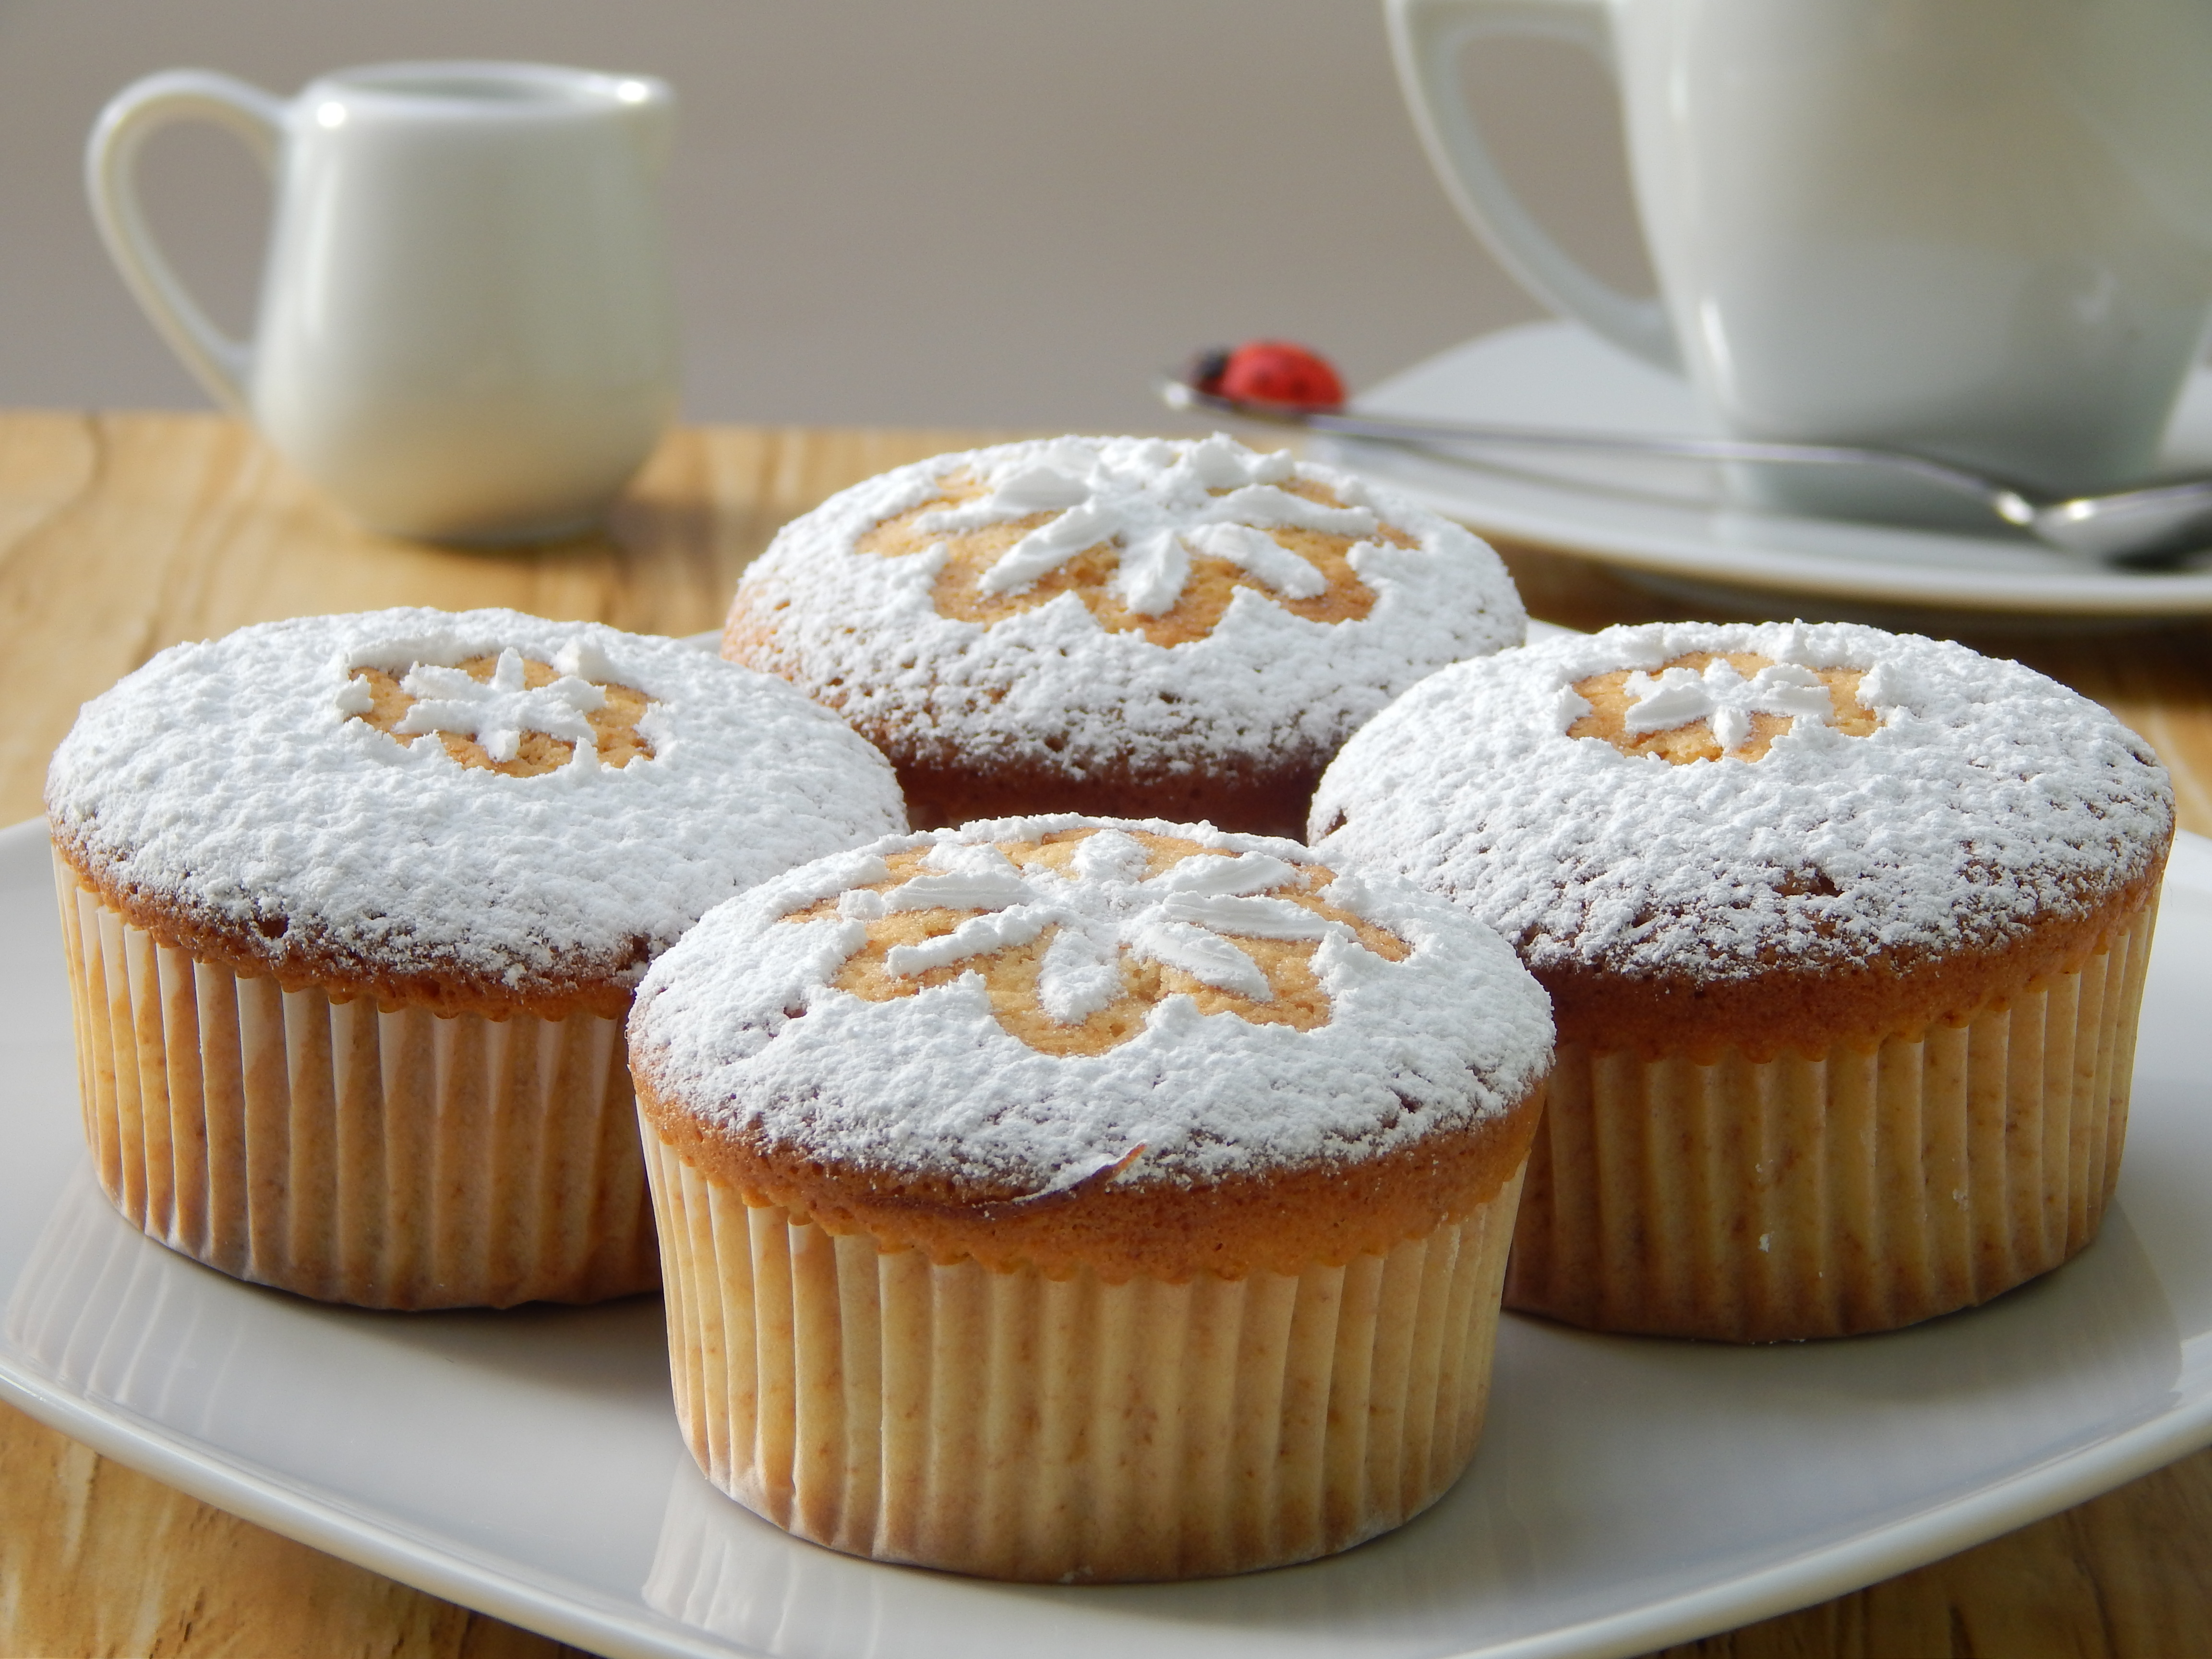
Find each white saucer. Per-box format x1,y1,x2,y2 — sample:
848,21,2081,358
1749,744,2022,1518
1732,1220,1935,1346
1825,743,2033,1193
1325,323,2212,617
8,816,2212,1659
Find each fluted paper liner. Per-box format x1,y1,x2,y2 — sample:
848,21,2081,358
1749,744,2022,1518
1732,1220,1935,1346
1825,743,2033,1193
644,1128,1525,1582
54,854,657,1309
1508,899,2159,1342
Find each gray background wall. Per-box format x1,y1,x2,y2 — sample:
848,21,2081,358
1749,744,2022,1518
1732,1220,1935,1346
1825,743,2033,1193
0,0,1653,428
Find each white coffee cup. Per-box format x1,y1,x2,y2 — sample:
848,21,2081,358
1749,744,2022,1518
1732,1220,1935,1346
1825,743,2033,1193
1389,0,2212,506
88,61,678,543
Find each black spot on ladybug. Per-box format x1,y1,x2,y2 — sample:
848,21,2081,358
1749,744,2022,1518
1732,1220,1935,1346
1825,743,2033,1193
1186,346,1232,396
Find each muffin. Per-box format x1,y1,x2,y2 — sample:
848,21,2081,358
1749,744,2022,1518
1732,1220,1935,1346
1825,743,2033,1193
627,815,1553,1581
1311,620,2173,1342
45,607,905,1310
722,433,1525,837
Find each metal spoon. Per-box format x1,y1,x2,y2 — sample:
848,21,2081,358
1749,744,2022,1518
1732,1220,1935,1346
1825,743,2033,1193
1159,379,2212,567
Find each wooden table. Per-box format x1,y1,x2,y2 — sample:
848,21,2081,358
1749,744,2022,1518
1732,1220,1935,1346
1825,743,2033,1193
4,412,2211,1659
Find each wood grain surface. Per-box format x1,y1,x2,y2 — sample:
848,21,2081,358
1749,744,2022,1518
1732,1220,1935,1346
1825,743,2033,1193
3,412,2211,1659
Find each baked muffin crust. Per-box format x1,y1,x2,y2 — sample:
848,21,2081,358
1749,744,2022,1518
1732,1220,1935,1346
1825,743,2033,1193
48,608,908,1018
1313,620,2175,1059
724,435,1526,832
630,818,1553,1280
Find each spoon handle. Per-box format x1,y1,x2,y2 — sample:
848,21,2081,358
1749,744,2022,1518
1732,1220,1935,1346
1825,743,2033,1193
1160,380,2018,516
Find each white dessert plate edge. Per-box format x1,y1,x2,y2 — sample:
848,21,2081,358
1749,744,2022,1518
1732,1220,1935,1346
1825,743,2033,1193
1324,323,2212,617
0,1363,723,1659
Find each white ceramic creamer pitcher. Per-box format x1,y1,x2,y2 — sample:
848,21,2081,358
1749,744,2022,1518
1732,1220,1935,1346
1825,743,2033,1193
88,61,677,543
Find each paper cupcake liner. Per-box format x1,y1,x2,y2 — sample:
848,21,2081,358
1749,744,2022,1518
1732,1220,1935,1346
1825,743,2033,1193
1507,900,2158,1342
55,854,657,1310
644,1127,1524,1582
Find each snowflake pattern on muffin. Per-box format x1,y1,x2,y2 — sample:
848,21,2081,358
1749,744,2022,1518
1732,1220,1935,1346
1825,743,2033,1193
780,824,1407,1056
337,642,657,776
851,434,1415,648
1569,649,1881,765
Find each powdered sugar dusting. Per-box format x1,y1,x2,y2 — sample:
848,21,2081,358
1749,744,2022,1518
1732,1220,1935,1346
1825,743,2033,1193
628,816,1554,1188
1621,659,1834,751
830,834,1342,1008
1312,621,2174,977
389,648,604,763
1189,521,1332,600
884,907,1052,976
47,608,908,996
725,434,1526,775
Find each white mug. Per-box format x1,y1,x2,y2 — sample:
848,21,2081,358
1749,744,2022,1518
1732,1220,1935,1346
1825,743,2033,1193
88,61,678,543
1389,0,2212,505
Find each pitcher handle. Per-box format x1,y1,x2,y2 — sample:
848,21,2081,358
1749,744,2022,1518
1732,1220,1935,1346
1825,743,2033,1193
85,70,287,417
1387,0,1679,372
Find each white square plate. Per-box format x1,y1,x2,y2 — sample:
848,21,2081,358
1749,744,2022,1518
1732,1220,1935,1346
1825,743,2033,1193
7,817,2212,1659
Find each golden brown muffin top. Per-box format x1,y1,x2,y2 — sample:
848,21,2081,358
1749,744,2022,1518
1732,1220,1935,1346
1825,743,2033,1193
346,652,656,777
46,608,906,1019
777,825,1408,1057
628,815,1555,1278
854,468,1398,648
1312,619,2175,1056
1568,650,1878,764
722,435,1526,783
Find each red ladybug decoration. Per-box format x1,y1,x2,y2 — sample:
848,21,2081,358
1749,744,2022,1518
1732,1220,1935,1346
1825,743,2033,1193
1211,340,1345,409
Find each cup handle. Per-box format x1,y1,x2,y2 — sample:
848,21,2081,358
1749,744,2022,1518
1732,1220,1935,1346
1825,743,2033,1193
1387,0,1679,372
84,70,287,417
